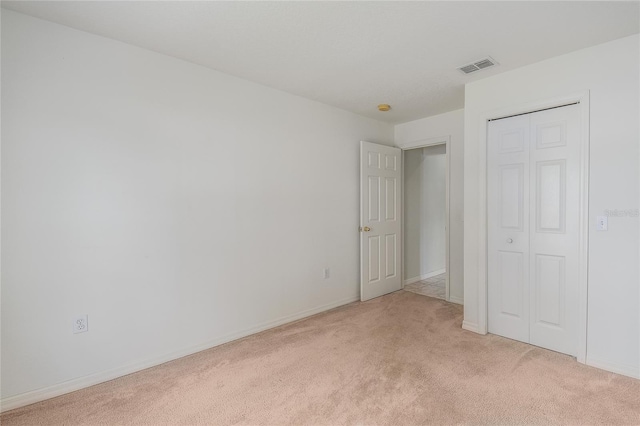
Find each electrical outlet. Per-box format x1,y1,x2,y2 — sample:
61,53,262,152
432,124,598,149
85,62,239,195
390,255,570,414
323,268,330,279
73,314,88,334
596,216,608,231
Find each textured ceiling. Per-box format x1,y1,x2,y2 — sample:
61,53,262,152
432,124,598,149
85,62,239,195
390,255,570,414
3,1,639,124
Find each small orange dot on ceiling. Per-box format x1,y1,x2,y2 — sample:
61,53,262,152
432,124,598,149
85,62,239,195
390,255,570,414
377,104,391,112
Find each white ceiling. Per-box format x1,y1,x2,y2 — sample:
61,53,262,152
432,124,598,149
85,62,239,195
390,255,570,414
3,1,639,124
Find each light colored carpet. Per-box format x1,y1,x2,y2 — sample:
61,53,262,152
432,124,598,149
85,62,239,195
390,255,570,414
2,291,639,425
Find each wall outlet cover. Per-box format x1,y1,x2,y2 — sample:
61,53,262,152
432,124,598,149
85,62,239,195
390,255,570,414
73,314,89,334
596,216,608,231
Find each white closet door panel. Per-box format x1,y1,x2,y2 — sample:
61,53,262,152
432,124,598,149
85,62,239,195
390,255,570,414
488,115,530,343
488,103,581,357
529,105,581,356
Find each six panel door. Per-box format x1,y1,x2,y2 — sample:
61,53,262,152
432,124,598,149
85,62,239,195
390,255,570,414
360,141,402,301
488,104,581,356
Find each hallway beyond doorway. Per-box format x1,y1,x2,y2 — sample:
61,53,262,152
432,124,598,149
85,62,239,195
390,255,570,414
403,273,445,300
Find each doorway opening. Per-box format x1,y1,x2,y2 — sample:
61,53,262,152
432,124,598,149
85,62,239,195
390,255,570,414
402,141,450,301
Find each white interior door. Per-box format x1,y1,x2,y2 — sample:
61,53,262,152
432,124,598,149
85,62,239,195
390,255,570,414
360,141,402,301
488,104,581,356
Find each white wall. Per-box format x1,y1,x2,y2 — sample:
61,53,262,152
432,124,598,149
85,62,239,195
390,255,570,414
463,34,639,378
395,109,464,304
0,10,394,406
404,146,446,281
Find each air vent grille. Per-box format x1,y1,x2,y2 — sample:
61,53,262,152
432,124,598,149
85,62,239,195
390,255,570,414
459,64,479,74
458,57,498,74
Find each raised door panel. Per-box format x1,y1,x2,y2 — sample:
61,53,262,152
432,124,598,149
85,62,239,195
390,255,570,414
368,151,381,169
534,121,567,150
498,251,525,318
385,177,397,221
368,176,381,222
368,235,381,283
385,234,397,279
533,255,565,327
536,160,566,233
499,164,524,230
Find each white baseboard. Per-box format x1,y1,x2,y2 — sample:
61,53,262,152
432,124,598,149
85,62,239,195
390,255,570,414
403,269,446,285
458,325,638,378
0,295,360,413
585,356,640,379
462,320,484,334
448,295,463,305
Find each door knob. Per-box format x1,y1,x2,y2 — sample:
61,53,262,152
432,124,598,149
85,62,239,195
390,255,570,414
360,226,371,232
506,238,513,243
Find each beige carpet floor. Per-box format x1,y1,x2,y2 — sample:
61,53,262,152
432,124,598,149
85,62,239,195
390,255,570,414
2,291,640,425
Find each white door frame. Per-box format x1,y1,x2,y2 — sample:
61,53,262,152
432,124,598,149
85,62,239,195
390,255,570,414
475,91,590,363
400,136,451,302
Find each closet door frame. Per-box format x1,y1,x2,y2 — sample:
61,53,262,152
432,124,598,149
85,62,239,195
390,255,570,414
474,91,590,364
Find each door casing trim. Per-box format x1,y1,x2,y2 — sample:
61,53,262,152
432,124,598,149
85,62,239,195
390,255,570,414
476,91,590,363
399,136,452,303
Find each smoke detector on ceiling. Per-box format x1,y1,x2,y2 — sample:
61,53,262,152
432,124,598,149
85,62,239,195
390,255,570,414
457,57,499,75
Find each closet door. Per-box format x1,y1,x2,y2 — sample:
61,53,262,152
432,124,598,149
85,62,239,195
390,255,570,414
487,115,531,343
488,104,581,357
529,105,580,356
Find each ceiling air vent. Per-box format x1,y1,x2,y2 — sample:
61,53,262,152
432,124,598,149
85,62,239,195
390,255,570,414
457,57,498,75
